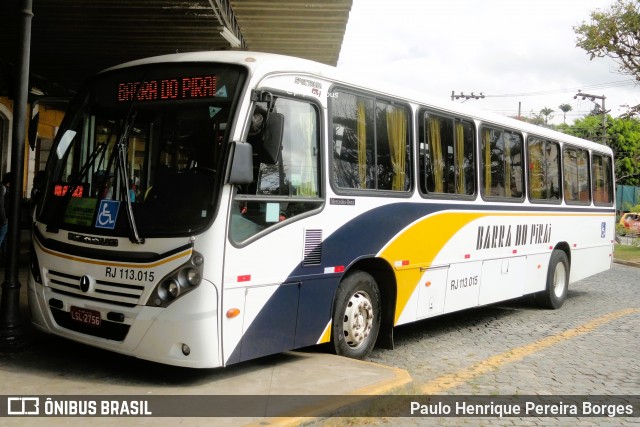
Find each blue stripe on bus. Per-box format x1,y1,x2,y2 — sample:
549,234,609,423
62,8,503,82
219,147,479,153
227,202,615,364
229,202,433,363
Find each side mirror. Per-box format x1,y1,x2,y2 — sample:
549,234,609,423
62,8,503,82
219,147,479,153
28,98,70,150
228,141,254,185
262,112,284,164
28,104,40,150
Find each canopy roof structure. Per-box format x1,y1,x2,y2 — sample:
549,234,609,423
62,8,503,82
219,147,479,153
0,0,352,95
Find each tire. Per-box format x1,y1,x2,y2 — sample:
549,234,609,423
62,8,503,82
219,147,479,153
537,249,570,309
331,270,381,359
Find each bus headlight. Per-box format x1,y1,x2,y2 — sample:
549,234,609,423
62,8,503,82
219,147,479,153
181,268,201,287
158,279,180,302
147,251,204,307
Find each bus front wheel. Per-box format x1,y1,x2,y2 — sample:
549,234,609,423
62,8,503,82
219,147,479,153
538,249,570,309
332,270,381,359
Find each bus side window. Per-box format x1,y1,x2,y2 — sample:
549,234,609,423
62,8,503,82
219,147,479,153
480,126,524,200
528,138,561,202
592,153,613,205
420,111,475,196
563,146,590,204
330,91,412,192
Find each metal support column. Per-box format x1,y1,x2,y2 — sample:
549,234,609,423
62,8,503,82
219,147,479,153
0,0,32,350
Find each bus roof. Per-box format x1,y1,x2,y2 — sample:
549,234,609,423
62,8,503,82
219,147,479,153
102,51,612,155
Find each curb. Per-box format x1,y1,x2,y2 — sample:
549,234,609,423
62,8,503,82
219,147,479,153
613,258,640,268
241,360,412,427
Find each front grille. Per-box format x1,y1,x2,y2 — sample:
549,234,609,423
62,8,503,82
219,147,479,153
47,270,144,308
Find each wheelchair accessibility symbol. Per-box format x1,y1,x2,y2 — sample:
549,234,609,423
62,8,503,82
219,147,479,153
95,200,120,229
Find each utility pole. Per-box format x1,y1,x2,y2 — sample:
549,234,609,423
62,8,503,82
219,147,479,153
451,91,485,102
574,91,608,145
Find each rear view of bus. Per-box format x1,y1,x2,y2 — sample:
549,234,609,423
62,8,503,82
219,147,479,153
28,58,247,368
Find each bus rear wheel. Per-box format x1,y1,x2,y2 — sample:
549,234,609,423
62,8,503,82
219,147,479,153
537,249,569,309
332,270,381,359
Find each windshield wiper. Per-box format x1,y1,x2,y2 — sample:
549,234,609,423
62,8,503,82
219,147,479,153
46,140,110,234
115,110,144,244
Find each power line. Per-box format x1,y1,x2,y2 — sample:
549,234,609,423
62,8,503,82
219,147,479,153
483,80,636,98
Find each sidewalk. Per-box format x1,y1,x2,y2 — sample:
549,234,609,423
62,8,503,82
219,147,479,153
0,231,411,426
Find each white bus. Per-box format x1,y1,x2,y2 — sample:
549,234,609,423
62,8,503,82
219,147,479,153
28,52,615,368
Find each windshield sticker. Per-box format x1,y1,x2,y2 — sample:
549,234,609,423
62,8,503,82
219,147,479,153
64,198,97,226
95,200,120,230
215,85,228,98
209,106,222,118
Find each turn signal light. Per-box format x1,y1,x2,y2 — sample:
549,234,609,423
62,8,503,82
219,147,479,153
226,308,241,319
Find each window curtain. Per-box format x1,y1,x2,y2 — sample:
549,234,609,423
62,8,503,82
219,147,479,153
504,134,512,198
428,117,444,192
483,129,491,195
297,108,317,197
530,142,543,199
455,123,465,194
387,106,407,191
578,153,589,201
357,100,367,189
594,157,603,203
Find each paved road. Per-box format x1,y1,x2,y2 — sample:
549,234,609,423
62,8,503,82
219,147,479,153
1,254,637,426
308,263,640,426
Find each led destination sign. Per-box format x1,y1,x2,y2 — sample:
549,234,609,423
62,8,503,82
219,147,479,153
117,75,217,102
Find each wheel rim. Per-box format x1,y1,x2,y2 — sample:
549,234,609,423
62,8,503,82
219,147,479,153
553,261,567,298
342,290,374,349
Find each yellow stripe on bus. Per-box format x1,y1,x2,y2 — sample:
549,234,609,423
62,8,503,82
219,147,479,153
379,210,614,325
318,320,332,344
34,237,192,268
380,212,484,324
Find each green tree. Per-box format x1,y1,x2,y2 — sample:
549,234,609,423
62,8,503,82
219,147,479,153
607,117,640,185
559,103,573,123
562,114,603,141
539,107,554,126
575,0,640,80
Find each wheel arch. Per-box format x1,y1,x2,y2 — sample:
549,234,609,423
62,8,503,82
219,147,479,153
554,241,572,269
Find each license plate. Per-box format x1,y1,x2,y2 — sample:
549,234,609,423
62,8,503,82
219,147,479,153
70,306,101,327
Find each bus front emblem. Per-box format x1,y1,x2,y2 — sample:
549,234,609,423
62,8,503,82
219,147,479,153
80,275,91,293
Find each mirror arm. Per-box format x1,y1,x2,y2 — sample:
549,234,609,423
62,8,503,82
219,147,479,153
250,90,275,120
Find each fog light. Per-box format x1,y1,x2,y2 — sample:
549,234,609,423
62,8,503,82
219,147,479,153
182,344,191,356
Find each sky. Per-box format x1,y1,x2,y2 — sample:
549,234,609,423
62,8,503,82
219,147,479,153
337,0,640,125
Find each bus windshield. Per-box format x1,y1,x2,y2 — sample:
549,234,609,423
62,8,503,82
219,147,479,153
38,63,246,239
